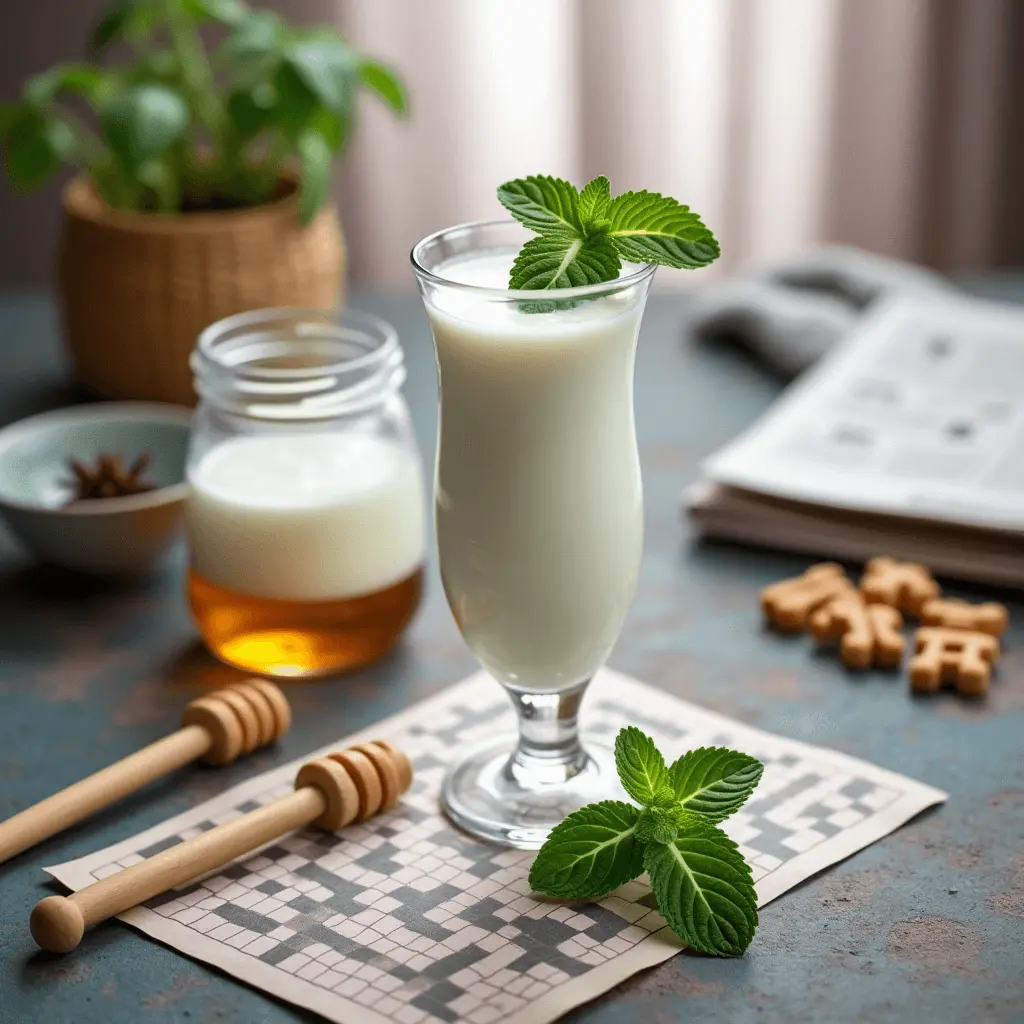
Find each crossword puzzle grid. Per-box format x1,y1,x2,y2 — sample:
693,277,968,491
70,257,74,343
54,672,945,1024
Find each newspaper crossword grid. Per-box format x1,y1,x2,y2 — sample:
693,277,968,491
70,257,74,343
50,671,946,1024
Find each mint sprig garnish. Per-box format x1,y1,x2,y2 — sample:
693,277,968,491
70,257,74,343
497,174,719,298
510,233,621,291
527,801,645,901
614,725,667,804
528,727,763,957
668,746,765,823
644,814,760,957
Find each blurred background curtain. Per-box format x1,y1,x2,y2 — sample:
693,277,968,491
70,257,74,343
1,0,1021,289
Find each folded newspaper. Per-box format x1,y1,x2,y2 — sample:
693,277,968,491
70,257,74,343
687,295,1024,586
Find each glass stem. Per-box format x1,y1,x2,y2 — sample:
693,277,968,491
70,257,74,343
506,680,590,784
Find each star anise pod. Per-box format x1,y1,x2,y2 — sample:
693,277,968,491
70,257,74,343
66,452,157,502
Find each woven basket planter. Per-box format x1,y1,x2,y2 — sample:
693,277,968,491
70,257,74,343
58,177,345,405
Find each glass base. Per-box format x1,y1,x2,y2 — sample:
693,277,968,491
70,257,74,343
441,735,621,849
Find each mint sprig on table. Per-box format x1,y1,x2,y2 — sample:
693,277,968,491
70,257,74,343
528,727,763,957
496,175,720,296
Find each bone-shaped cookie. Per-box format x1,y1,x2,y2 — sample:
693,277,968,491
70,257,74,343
860,557,940,615
761,563,858,631
810,596,904,669
909,627,999,696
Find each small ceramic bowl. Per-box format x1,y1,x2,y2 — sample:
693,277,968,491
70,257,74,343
0,402,192,577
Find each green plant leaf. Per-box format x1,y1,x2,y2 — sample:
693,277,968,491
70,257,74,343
219,9,283,69
0,103,18,137
508,231,620,292
634,806,679,845
607,190,719,269
25,64,110,106
2,107,73,189
497,175,582,235
124,51,180,86
91,0,154,51
273,62,317,139
296,127,331,224
137,157,179,212
359,59,407,115
309,106,347,152
667,747,764,824
528,800,645,900
578,174,611,223
644,814,759,956
614,726,667,806
284,39,358,115
184,0,249,25
101,84,189,172
227,85,275,141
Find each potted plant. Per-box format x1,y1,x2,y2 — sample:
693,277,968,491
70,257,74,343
0,0,407,405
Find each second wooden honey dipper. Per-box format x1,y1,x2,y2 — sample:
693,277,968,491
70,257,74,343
0,679,290,866
31,740,412,953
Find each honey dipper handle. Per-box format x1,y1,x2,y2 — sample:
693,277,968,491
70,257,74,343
31,787,325,952
0,725,211,867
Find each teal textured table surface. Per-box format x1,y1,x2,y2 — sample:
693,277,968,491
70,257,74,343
0,287,1021,1024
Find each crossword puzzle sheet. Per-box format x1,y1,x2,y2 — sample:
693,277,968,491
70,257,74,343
49,670,946,1024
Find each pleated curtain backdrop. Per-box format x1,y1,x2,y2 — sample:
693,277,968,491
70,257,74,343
0,0,1017,288
313,0,1017,289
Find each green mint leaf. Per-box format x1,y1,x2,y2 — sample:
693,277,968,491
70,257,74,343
497,175,582,235
578,174,611,224
528,800,645,900
650,786,678,809
644,813,759,956
635,806,679,845
607,190,719,269
668,747,764,824
508,231,620,291
614,726,667,806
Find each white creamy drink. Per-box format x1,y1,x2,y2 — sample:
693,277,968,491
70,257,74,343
426,252,646,692
187,433,425,602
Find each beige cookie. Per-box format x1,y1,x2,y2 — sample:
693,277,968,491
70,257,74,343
761,563,857,632
860,557,940,615
909,626,999,697
920,598,1007,638
810,596,904,670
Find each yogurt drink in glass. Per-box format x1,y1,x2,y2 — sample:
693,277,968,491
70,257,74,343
412,220,655,847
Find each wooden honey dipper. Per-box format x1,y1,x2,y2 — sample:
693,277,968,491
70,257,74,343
0,680,291,867
31,740,412,953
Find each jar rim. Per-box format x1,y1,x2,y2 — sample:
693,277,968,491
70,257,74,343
195,307,400,381
192,307,406,420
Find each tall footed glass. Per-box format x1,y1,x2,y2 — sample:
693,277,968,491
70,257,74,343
412,221,655,848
